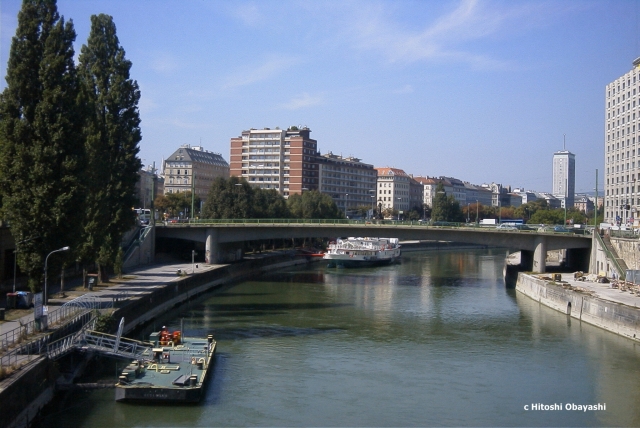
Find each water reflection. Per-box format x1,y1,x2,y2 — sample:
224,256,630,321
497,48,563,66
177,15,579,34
38,249,640,427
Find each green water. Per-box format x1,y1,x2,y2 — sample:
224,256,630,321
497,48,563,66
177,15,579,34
41,249,640,427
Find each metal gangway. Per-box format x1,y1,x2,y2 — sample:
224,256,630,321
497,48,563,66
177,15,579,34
48,318,153,361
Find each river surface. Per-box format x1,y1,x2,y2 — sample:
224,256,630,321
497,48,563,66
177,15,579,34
42,248,640,427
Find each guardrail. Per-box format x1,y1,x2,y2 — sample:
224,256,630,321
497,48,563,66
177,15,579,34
594,232,627,280
123,225,152,264
1,310,95,368
47,315,97,360
0,292,125,360
161,218,593,235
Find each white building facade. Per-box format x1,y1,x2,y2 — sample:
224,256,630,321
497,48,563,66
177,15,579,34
605,58,640,225
552,150,575,209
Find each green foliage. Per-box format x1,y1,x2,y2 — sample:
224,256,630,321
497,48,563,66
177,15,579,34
202,177,292,219
94,312,117,333
529,209,565,225
431,183,464,222
156,191,200,218
287,190,343,219
0,0,85,291
78,13,142,270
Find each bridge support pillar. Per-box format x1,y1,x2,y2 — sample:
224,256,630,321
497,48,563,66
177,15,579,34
205,228,219,264
532,236,547,273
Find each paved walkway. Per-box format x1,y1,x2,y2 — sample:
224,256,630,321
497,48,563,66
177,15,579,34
0,261,219,336
551,273,640,308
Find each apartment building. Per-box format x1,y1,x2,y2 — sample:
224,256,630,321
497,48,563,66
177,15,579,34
317,152,377,215
163,145,229,197
375,167,412,214
229,127,319,197
605,58,640,224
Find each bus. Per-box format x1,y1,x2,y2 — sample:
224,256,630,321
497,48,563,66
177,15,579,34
134,208,151,225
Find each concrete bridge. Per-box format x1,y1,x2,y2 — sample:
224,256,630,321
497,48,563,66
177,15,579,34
155,220,592,273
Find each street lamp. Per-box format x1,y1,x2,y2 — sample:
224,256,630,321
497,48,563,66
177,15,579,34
345,193,349,217
369,189,376,219
467,203,470,223
476,200,479,224
44,246,69,305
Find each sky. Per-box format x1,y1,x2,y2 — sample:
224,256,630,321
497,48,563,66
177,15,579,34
1,0,639,195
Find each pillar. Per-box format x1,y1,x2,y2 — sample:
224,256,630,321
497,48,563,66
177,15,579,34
205,228,219,264
532,236,547,273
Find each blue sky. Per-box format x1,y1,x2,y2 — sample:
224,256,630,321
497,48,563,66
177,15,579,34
1,0,639,194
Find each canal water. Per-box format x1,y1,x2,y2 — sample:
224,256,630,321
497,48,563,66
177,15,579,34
41,248,640,427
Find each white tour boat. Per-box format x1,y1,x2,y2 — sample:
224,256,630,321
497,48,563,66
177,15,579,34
324,237,401,268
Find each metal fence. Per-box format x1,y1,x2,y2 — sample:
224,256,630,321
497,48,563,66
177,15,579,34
1,310,95,369
594,231,627,280
0,292,123,363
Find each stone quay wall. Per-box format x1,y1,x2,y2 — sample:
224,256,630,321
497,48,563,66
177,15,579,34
0,252,310,428
516,273,640,341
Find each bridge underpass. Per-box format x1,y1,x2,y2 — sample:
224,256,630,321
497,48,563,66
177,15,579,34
155,221,593,274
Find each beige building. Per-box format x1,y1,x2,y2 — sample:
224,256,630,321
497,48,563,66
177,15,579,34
163,145,229,198
605,58,640,224
375,167,412,214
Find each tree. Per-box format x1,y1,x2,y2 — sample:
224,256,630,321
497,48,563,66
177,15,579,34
0,0,85,291
254,189,289,218
287,190,343,219
431,183,464,222
77,14,142,278
529,209,564,225
202,176,250,218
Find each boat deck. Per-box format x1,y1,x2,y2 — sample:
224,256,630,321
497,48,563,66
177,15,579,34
116,333,216,402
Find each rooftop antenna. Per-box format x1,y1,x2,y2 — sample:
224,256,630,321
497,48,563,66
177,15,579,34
563,134,566,151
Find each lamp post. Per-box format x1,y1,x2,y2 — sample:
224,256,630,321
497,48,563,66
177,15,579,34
345,193,349,216
44,246,69,305
467,203,470,223
369,189,376,219
233,183,242,218
476,200,479,224
594,169,598,228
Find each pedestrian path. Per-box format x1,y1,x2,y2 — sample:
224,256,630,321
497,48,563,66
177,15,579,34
554,273,640,308
0,261,218,337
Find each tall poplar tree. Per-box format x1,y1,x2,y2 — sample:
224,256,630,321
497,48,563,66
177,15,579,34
77,14,142,278
0,0,84,291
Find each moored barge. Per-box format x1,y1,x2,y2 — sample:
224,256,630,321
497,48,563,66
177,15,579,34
115,328,216,403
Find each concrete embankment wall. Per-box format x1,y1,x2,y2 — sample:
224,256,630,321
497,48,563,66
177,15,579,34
0,252,310,428
516,273,640,341
116,253,310,334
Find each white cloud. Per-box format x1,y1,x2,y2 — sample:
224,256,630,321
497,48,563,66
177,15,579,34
280,92,324,110
149,51,179,74
223,55,300,89
393,84,413,94
344,0,551,69
230,3,262,26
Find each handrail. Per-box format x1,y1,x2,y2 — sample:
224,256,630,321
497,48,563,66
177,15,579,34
594,231,626,280
123,225,152,264
161,218,592,237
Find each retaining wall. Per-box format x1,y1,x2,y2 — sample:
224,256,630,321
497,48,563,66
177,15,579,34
516,273,640,341
0,252,310,428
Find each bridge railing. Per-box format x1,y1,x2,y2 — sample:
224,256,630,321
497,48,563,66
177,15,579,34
594,231,627,280
162,218,591,235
